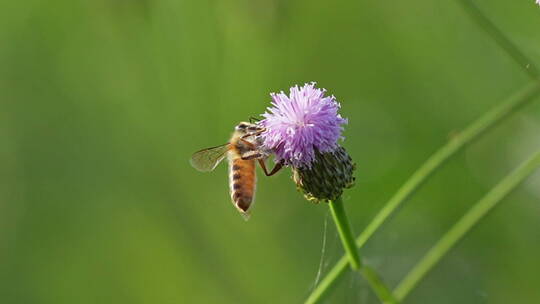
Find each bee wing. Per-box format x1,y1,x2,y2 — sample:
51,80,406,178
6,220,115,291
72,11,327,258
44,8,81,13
190,144,230,172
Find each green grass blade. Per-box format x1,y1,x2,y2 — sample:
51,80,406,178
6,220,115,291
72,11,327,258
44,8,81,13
304,256,349,304
394,150,540,301
320,197,396,304
457,0,540,79
305,81,540,304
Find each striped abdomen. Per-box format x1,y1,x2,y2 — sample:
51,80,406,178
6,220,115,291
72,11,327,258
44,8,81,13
228,154,256,214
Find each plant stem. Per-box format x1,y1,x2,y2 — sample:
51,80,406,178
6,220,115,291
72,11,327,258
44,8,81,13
361,265,398,304
394,150,540,301
305,80,540,304
355,83,539,249
328,197,361,270
457,0,540,79
307,3,540,303
318,197,397,304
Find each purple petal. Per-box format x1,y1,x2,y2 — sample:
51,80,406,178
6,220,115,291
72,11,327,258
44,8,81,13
260,82,348,168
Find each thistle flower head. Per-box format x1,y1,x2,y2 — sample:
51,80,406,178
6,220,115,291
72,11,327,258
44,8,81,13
259,82,355,203
260,82,347,168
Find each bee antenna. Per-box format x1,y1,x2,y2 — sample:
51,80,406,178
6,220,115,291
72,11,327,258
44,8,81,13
249,116,262,123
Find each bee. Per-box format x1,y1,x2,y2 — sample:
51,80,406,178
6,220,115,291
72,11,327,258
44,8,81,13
190,122,283,218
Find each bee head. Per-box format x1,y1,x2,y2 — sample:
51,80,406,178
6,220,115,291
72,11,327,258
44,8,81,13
235,122,262,134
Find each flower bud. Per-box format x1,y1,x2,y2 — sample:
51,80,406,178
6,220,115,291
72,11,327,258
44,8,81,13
292,145,355,203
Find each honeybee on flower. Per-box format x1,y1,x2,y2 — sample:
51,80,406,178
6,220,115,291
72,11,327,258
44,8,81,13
191,82,355,218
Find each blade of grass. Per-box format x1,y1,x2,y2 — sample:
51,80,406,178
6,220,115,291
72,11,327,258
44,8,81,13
304,254,348,304
360,265,397,304
324,197,396,304
457,0,540,79
307,3,540,302
305,80,540,304
394,150,540,301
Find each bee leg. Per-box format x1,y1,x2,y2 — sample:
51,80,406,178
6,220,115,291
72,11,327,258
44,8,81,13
240,129,266,139
240,138,256,148
258,159,283,176
241,151,262,160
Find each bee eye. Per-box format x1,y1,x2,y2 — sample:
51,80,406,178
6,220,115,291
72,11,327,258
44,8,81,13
236,124,247,130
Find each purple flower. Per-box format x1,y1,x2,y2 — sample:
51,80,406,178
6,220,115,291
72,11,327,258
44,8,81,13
537,0,540,5
260,82,348,168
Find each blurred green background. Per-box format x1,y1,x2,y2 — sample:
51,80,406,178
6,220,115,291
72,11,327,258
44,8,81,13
2,0,540,303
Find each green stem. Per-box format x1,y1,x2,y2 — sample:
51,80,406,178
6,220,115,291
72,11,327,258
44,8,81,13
328,197,361,270
457,0,540,79
355,84,539,249
394,150,540,301
361,265,398,304
306,3,540,303
305,81,540,304
318,197,396,304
